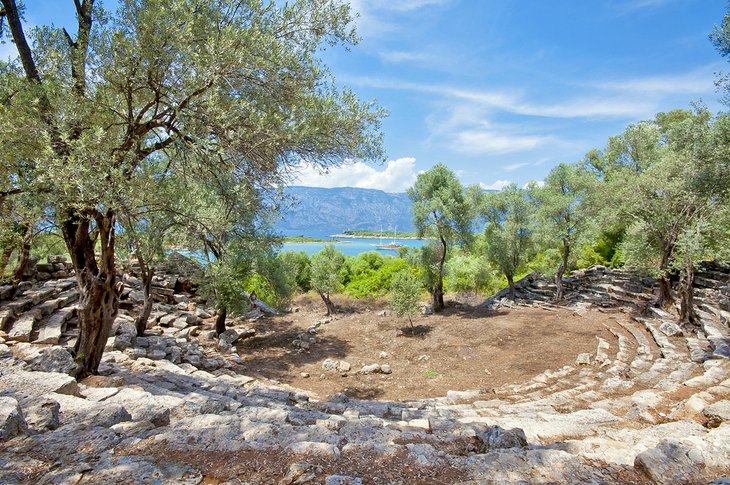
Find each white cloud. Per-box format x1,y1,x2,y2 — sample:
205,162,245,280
452,130,552,155
292,158,418,193
524,180,546,189
480,180,513,191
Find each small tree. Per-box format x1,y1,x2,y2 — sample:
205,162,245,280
408,164,475,311
390,269,421,327
481,185,535,300
533,163,594,300
310,245,345,315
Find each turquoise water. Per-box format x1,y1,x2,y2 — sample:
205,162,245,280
281,236,425,256
175,236,426,260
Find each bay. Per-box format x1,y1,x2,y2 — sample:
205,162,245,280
281,235,425,257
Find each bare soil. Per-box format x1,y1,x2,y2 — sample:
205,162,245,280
235,295,614,401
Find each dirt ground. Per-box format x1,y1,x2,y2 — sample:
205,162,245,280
234,294,614,401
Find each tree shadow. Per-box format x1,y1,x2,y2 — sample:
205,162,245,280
342,386,385,400
234,317,351,383
397,324,433,337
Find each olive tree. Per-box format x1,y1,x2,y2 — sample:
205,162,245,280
408,163,474,311
0,0,384,376
532,163,594,300
596,108,730,322
480,184,535,300
390,268,421,327
310,245,345,315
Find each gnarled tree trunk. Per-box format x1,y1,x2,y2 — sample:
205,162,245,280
62,209,118,378
678,259,698,326
656,240,675,309
554,238,570,301
507,274,516,300
134,271,154,336
12,224,32,282
0,245,13,278
433,236,446,312
215,306,227,335
319,292,336,316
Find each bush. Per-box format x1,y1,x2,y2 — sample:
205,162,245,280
390,268,422,326
278,250,311,292
345,256,409,298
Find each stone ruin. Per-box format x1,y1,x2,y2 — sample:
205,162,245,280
0,257,728,483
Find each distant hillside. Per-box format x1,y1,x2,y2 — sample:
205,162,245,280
276,186,414,235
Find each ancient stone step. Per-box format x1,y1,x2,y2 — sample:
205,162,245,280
7,308,42,342
0,308,14,330
34,306,77,345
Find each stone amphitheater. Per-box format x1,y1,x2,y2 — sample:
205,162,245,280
0,257,729,484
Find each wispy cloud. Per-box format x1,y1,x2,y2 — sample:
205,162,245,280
349,0,452,38
452,130,553,155
292,158,418,193
591,63,720,95
349,75,655,119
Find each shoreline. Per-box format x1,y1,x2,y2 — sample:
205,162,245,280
329,233,424,240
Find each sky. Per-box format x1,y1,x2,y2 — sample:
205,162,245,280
2,0,727,193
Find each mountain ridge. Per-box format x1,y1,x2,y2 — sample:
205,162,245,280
276,186,415,235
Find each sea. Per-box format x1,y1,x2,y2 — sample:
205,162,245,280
280,231,425,257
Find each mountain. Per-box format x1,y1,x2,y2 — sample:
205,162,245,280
276,186,414,235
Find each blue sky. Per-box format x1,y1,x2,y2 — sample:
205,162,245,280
298,0,728,192
3,0,727,192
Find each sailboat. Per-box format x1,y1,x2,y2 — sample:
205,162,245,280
375,227,401,250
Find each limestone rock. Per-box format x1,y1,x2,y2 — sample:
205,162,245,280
322,359,350,373
659,321,683,337
28,346,78,376
24,397,60,432
219,329,240,345
479,425,528,450
360,364,391,375
634,439,705,484
576,353,593,365
0,368,80,404
0,397,27,441
279,461,323,484
325,475,363,485
703,400,730,428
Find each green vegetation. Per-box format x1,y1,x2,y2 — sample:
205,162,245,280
390,268,422,327
284,236,340,243
341,230,419,239
408,163,477,311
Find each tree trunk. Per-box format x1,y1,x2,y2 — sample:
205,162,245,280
0,245,13,278
62,209,118,378
433,236,446,312
656,246,675,309
678,259,698,326
507,274,516,301
215,306,227,336
320,292,336,316
554,239,569,301
657,274,673,309
12,224,32,281
134,272,153,336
